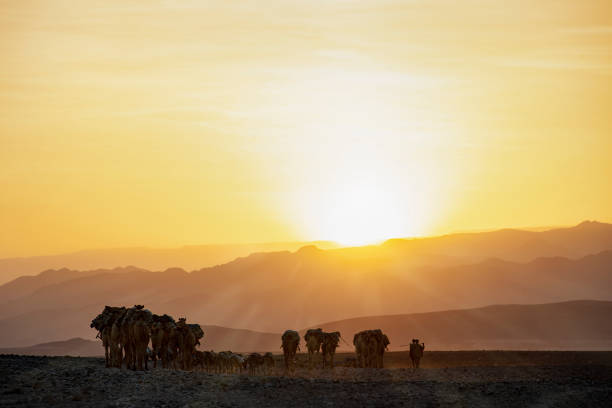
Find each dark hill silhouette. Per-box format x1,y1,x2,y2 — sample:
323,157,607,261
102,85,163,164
311,300,612,351
0,248,611,347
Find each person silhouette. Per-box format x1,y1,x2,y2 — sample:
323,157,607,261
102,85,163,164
409,338,425,368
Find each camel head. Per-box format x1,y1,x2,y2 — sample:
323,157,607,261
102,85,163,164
383,334,390,350
90,312,106,330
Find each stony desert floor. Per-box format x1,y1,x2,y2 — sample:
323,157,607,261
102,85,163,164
1,351,611,407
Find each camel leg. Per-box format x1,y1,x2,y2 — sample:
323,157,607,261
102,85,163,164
284,352,288,372
120,346,126,369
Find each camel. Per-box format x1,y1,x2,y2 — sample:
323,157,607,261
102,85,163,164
131,308,153,370
93,306,127,368
175,318,201,370
193,350,219,372
409,339,425,368
157,314,176,368
377,334,390,368
217,351,234,373
150,316,162,367
193,350,206,370
321,331,341,369
150,316,165,368
245,352,265,375
353,330,369,368
167,323,180,369
201,351,218,372
90,306,123,367
304,328,324,368
229,353,245,374
117,306,138,369
281,330,300,373
113,305,153,371
109,310,125,368
263,352,275,374
132,319,150,370
353,329,388,368
366,330,382,368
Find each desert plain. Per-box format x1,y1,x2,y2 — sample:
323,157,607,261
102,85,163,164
2,351,611,407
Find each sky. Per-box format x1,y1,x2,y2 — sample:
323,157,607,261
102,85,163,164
1,0,611,257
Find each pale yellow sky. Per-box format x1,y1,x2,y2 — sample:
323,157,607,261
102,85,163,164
1,0,611,257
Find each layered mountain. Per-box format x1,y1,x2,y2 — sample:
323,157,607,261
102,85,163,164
0,241,339,285
2,221,611,287
348,220,612,266
0,245,611,347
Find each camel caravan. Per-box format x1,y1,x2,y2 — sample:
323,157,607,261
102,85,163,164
91,305,424,374
90,305,204,371
90,305,269,373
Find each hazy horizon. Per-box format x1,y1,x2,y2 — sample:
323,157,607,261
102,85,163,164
0,219,604,260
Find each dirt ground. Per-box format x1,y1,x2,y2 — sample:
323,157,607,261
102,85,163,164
1,351,611,407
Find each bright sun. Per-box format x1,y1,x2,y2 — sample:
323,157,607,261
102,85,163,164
322,181,405,246
289,166,434,247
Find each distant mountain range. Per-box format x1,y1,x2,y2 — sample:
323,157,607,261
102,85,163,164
347,220,612,265
2,300,611,355
0,241,339,285
0,253,611,346
1,221,611,348
2,220,611,287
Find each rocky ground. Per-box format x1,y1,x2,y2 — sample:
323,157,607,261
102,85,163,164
1,352,611,407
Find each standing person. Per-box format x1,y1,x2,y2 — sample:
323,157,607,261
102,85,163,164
409,338,425,368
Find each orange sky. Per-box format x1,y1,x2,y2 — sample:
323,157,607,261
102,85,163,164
1,1,611,257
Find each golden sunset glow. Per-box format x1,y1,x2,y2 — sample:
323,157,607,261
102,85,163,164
1,1,612,257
